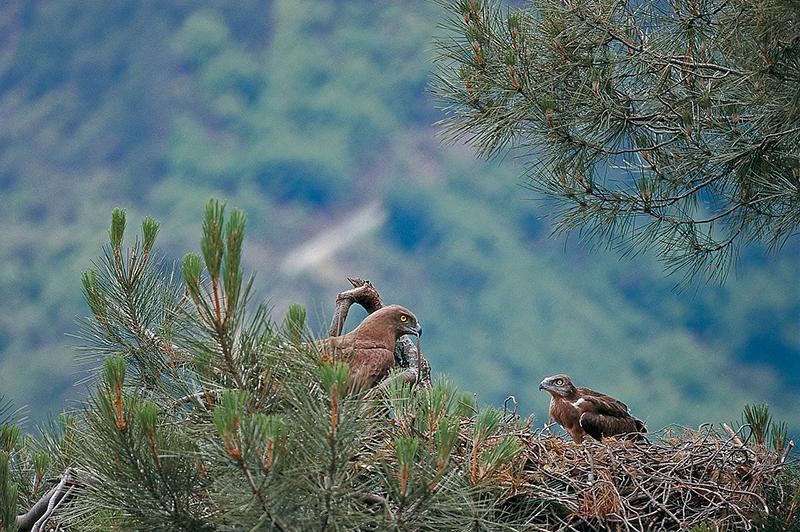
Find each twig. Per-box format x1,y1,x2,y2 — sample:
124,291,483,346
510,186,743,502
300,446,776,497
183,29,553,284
780,440,794,464
415,335,422,387
722,423,744,447
31,484,75,532
618,459,681,528
238,458,287,532
503,395,519,419
17,468,75,532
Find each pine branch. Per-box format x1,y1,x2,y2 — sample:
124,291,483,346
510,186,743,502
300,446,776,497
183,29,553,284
432,0,800,282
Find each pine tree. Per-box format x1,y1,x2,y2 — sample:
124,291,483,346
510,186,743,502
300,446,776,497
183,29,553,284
1,201,798,530
432,0,800,282
4,201,529,531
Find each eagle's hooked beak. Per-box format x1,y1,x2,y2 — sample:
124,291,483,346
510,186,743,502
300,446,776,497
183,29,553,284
402,321,423,338
538,380,547,391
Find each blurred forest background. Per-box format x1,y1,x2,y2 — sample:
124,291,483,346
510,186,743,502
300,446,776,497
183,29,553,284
0,0,797,432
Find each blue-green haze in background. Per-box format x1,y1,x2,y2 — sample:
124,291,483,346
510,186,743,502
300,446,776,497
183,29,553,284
0,0,797,432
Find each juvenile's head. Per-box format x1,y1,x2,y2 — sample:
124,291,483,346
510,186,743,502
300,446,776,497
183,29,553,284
538,374,577,398
357,304,422,339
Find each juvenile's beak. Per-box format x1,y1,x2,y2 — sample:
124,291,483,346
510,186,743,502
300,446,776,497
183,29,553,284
538,380,546,391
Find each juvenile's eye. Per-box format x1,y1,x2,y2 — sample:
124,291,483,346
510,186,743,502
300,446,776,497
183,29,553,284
555,379,564,386
399,315,408,322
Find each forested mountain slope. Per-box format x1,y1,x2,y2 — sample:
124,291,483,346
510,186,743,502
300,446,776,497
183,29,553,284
0,0,797,430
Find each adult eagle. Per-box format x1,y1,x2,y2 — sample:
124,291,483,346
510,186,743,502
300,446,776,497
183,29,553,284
539,374,646,443
320,304,422,390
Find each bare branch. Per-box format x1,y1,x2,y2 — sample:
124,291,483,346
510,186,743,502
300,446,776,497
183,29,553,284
17,468,76,532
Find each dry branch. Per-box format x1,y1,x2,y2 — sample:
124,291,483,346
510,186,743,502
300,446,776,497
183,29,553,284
16,468,76,532
328,278,383,336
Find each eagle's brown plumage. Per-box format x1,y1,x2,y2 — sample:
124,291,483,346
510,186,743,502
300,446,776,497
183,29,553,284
319,304,422,391
539,374,646,443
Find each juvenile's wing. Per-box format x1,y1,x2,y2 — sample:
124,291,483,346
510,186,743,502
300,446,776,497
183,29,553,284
578,392,645,440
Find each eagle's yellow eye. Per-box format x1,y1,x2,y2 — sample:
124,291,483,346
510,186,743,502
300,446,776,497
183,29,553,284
399,315,408,322
555,379,564,386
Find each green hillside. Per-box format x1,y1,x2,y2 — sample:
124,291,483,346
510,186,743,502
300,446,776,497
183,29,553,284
0,0,797,431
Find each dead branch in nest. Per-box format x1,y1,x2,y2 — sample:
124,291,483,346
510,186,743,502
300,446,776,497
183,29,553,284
723,422,746,447
329,277,431,388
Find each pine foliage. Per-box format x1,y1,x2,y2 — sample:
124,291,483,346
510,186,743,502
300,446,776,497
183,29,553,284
0,202,798,530
35,201,531,530
432,0,800,282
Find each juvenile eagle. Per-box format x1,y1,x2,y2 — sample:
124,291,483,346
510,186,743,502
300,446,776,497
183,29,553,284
320,304,422,390
539,374,646,443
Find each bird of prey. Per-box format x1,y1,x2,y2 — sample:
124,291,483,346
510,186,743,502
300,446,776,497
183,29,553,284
320,304,422,391
539,374,646,443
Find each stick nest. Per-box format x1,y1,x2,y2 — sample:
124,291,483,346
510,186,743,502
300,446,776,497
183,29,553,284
493,424,797,530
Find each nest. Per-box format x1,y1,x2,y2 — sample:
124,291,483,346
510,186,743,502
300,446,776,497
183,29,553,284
500,425,797,530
